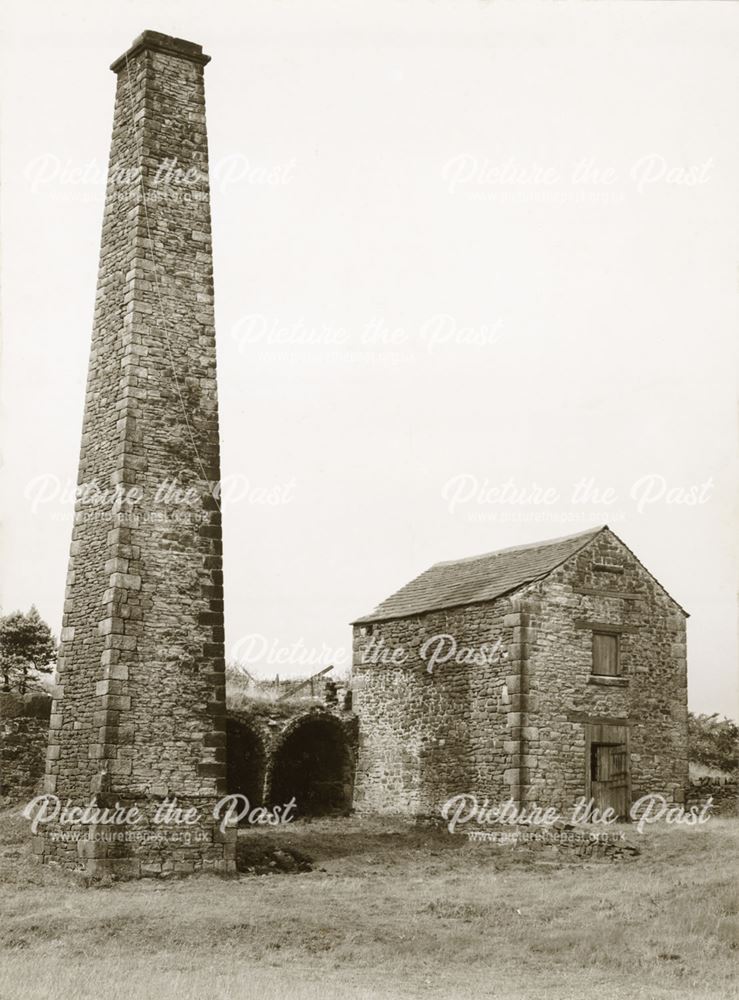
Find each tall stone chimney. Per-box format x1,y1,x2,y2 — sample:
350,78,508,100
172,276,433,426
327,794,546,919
36,31,235,876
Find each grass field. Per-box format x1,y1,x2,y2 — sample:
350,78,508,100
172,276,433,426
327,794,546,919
0,806,736,1000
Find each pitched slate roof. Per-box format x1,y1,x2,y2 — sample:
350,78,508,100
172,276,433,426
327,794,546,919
352,526,606,624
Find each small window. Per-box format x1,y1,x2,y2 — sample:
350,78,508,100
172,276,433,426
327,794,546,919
592,632,620,676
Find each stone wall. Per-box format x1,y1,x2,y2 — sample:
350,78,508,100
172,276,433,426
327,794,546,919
1,691,358,820
687,775,737,816
352,601,515,813
524,530,688,810
0,692,52,801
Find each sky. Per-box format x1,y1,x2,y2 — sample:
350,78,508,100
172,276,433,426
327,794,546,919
1,0,737,717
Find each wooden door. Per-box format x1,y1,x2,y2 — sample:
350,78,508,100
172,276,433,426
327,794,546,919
591,743,629,819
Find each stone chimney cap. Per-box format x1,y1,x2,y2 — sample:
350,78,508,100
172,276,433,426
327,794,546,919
110,30,211,73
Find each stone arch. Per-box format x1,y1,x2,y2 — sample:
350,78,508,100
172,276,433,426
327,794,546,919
226,717,269,809
267,712,355,817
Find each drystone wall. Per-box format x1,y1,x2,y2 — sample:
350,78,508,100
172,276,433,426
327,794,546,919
0,692,52,801
687,775,737,815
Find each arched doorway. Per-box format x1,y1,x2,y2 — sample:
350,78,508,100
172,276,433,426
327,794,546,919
226,719,267,809
269,716,353,817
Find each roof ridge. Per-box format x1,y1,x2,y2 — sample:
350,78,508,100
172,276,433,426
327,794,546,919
432,525,605,568
350,526,609,624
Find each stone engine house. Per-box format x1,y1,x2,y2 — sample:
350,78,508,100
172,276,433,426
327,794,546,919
351,526,689,818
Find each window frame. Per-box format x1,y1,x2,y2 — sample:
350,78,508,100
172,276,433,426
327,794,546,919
591,630,621,677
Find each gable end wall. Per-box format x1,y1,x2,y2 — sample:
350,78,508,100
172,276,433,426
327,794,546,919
524,529,688,810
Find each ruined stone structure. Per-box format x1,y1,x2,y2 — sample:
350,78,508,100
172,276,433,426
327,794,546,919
352,526,689,817
227,704,358,817
36,31,235,875
0,691,52,801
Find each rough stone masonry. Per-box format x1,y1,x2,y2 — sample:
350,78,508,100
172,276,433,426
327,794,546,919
35,31,236,875
352,526,689,817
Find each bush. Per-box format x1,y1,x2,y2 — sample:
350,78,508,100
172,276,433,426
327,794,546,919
688,712,738,774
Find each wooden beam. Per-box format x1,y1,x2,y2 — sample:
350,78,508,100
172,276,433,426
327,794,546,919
574,620,639,633
276,665,334,702
567,710,631,726
574,587,647,600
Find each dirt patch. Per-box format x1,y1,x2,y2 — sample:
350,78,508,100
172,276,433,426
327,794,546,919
236,839,314,875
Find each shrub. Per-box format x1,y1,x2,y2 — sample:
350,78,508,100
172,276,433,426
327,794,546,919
688,712,738,774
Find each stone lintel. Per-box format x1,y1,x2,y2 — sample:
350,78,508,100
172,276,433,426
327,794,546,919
574,620,639,634
574,587,646,600
566,710,631,727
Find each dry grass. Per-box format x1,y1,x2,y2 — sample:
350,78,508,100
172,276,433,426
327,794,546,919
0,806,736,1000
